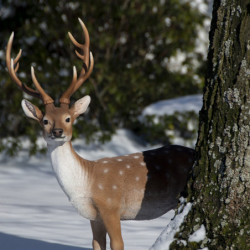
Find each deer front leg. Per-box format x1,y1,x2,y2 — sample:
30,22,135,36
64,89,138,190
90,220,107,250
99,209,124,250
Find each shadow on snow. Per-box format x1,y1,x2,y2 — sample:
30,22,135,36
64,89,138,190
0,232,91,250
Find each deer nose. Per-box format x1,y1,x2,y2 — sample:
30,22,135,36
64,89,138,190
52,128,63,138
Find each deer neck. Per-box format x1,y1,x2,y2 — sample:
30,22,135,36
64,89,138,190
47,140,78,159
47,140,79,165
47,141,92,201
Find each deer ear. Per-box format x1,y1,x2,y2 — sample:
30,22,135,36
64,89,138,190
21,99,43,121
70,95,91,118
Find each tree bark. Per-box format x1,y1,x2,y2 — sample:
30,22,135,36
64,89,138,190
170,0,250,248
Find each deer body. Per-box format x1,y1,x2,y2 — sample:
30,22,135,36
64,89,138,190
91,145,194,221
48,139,194,222
6,18,195,250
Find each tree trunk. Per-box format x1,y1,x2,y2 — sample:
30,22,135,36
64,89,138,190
170,0,249,248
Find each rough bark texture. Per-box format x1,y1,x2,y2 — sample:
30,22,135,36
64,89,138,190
170,0,249,249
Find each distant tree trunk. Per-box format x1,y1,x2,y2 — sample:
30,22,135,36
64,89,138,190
170,0,249,248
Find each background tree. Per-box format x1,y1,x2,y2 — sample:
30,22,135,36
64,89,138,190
0,0,207,154
167,0,249,248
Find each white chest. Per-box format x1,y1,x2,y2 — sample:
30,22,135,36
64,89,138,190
48,143,95,219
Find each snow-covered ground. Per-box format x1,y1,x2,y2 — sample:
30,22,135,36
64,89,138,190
0,95,202,249
142,94,202,117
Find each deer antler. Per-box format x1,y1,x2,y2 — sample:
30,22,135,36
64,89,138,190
59,18,94,105
6,32,54,105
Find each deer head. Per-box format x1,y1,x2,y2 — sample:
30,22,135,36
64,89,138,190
6,18,93,145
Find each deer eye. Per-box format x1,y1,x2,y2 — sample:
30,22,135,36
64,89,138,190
43,119,49,125
65,117,71,123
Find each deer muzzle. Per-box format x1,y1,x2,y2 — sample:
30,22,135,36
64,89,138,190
52,128,64,138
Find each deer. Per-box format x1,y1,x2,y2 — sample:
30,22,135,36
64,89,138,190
6,18,195,250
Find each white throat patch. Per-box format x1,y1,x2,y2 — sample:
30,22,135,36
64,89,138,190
48,142,95,219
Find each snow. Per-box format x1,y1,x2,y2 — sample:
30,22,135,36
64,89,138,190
188,224,206,243
141,94,202,118
150,199,192,250
0,94,201,249
190,0,208,15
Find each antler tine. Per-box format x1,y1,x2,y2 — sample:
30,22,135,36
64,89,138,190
14,62,19,73
72,66,77,83
14,49,22,64
68,18,90,69
6,32,41,99
59,66,78,105
31,67,54,104
6,32,54,104
68,32,82,48
74,49,85,61
13,50,21,72
73,52,94,93
78,17,90,68
59,19,93,105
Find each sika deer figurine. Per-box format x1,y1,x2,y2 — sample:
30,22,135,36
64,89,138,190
6,18,195,250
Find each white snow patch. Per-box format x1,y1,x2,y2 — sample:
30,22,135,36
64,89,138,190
141,94,202,118
24,36,37,45
191,0,208,15
145,52,155,61
150,199,192,250
188,224,206,243
165,49,188,74
0,7,13,19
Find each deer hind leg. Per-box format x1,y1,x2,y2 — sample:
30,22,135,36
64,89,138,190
100,210,124,250
90,220,107,250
